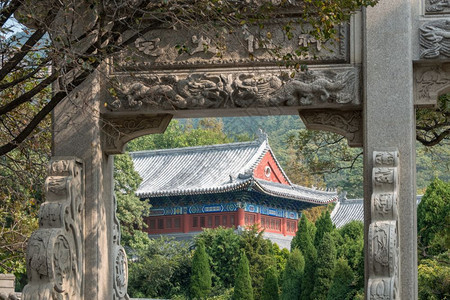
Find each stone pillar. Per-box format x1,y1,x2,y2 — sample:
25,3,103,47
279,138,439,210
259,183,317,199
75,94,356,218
363,2,417,299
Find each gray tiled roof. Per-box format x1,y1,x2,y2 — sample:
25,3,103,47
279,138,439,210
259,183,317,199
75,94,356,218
130,134,337,205
331,195,423,228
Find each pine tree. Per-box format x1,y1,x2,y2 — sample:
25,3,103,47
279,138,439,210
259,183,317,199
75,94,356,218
314,210,334,248
261,267,280,300
190,242,212,299
281,248,305,300
233,252,254,300
327,257,355,300
311,232,337,300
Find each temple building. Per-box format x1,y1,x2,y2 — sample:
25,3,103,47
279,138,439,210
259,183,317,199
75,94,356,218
131,132,338,248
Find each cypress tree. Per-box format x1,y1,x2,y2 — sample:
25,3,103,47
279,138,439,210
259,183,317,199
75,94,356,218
261,267,280,300
314,210,334,248
327,257,355,300
190,242,212,299
311,232,337,300
292,216,317,300
281,248,305,300
233,252,254,300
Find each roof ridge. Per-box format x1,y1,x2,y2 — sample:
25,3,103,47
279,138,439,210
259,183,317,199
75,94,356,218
130,139,262,157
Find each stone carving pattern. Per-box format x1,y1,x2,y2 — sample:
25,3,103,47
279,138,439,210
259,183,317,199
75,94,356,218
102,115,171,154
414,65,450,106
299,110,363,147
106,68,359,111
425,0,450,14
22,158,84,300
112,195,129,300
368,151,399,300
419,20,450,59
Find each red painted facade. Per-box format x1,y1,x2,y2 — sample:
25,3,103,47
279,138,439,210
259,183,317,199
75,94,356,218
144,211,297,236
253,151,289,185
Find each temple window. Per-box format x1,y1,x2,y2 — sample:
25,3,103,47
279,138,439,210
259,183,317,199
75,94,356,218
222,216,227,226
174,218,180,228
193,217,198,228
215,216,220,227
200,217,205,227
166,218,172,229
158,218,164,229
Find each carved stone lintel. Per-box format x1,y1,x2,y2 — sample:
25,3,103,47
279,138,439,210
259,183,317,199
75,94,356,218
23,158,84,300
419,20,450,59
425,0,450,15
104,67,361,114
299,110,363,147
101,114,172,155
414,64,450,107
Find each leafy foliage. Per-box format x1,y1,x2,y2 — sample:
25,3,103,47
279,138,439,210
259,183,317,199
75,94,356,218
232,251,254,300
127,237,192,299
327,258,355,300
314,210,334,248
195,227,241,290
281,248,304,300
190,241,212,299
114,154,151,251
311,232,336,300
261,267,280,300
417,178,450,258
418,257,450,300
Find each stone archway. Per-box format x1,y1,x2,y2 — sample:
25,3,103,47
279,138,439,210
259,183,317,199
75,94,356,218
22,1,450,299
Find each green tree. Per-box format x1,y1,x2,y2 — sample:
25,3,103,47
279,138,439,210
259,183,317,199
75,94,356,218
418,258,450,300
281,248,305,300
311,232,336,300
327,258,354,300
314,210,334,248
114,154,151,251
337,221,364,291
194,227,241,290
232,251,254,300
239,225,276,299
190,241,212,299
292,216,317,300
417,178,450,257
261,267,280,300
128,237,192,298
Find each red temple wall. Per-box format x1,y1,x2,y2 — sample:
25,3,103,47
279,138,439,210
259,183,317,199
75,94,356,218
144,210,297,236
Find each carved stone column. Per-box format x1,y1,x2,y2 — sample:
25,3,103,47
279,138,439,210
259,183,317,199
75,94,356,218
367,151,400,299
22,158,84,300
363,1,417,299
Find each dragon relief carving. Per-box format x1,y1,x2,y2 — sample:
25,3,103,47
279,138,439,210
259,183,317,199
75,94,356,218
22,158,84,300
420,20,450,59
106,69,359,111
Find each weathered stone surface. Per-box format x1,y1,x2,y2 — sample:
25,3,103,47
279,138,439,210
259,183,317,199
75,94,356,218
115,20,349,71
424,0,450,15
299,110,362,147
363,2,417,299
104,66,361,116
419,20,450,59
414,63,450,107
22,158,84,300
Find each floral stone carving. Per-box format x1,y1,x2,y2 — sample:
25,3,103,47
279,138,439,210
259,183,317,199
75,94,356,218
425,0,450,14
105,67,360,112
112,196,129,300
22,158,84,300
